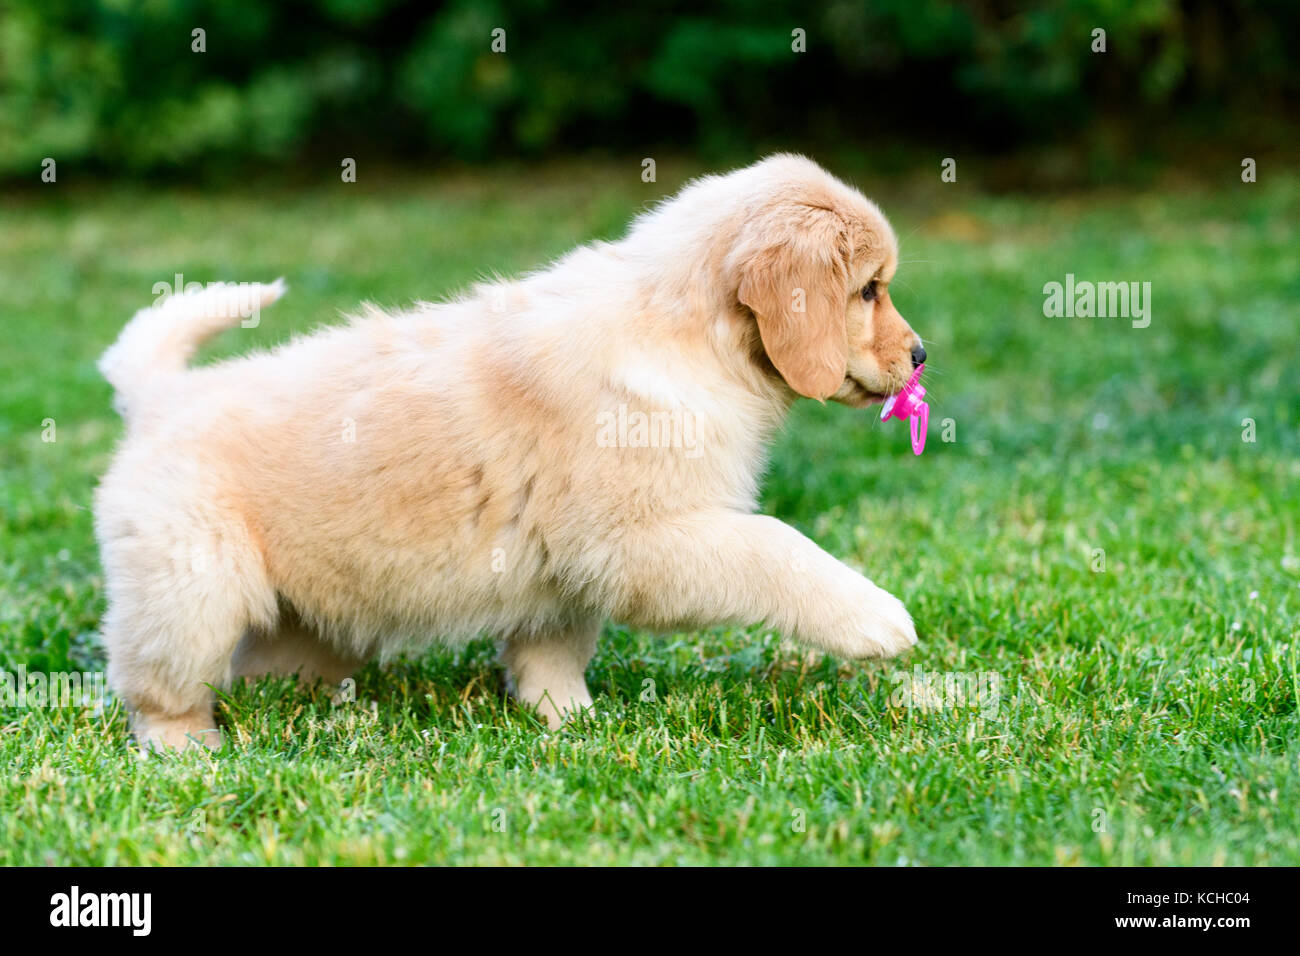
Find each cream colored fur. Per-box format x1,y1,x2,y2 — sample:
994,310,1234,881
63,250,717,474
95,155,924,749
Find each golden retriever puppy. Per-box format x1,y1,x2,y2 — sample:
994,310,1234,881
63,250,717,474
95,154,925,749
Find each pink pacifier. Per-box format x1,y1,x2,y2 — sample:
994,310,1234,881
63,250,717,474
880,364,928,455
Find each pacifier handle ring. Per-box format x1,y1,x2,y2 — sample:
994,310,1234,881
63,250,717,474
910,401,929,455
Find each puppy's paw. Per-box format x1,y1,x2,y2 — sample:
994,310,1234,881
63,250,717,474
522,688,595,730
854,585,918,658
131,708,223,752
817,575,918,659
539,696,597,731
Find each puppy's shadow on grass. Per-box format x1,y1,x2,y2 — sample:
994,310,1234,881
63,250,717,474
216,640,539,749
592,626,886,742
216,630,894,749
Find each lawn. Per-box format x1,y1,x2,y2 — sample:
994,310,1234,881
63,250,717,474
1,159,1297,865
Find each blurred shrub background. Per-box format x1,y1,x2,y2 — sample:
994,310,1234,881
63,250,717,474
3,0,1297,183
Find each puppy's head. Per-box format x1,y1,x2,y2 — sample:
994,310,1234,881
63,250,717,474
726,156,922,406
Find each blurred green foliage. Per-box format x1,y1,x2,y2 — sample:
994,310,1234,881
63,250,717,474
2,0,1298,177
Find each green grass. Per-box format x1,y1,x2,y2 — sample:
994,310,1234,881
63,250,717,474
1,160,1297,865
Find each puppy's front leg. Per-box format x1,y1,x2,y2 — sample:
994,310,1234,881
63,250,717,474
609,512,916,659
499,619,599,729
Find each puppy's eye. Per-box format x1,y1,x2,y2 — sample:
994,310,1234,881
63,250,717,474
861,281,879,302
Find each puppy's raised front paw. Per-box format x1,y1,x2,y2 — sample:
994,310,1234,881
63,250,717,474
819,577,918,660
858,585,918,658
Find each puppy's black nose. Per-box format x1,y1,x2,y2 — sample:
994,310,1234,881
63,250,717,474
911,343,927,368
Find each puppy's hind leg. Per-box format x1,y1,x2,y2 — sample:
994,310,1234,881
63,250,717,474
232,612,366,686
499,618,599,729
98,490,277,751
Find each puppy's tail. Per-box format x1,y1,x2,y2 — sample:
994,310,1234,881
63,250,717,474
99,279,286,421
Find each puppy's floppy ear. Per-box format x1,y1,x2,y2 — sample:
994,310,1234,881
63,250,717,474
731,203,851,400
